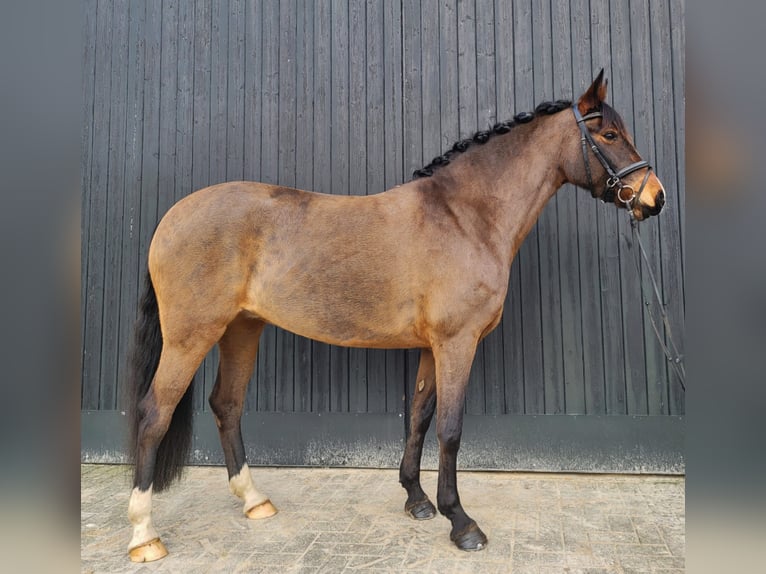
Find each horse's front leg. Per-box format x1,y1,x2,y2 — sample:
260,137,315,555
433,337,488,551
399,349,437,520
209,316,277,520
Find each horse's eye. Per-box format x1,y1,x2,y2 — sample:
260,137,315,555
603,131,618,141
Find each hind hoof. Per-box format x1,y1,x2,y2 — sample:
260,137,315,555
405,498,437,520
128,538,168,563
451,523,488,551
246,499,278,520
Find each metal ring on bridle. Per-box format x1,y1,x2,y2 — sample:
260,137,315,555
617,185,636,205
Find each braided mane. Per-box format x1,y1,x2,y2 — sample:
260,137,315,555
412,99,572,179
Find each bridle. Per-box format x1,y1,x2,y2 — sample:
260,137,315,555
572,104,652,211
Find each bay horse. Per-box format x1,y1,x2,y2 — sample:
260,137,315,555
126,71,665,561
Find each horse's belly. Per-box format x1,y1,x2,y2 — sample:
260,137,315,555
253,307,424,349
244,279,424,349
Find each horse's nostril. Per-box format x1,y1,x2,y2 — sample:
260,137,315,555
657,190,666,209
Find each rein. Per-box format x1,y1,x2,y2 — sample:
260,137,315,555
625,215,686,392
572,105,685,392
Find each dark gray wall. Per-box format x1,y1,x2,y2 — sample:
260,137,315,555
81,0,685,471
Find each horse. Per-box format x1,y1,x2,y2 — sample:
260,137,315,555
125,70,666,561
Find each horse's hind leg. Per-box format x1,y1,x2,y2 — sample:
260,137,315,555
128,335,219,562
209,315,277,519
399,349,438,520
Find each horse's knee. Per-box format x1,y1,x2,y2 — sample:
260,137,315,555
411,395,437,431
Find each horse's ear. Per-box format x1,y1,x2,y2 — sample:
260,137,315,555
577,68,608,114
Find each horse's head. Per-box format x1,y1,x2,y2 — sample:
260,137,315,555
565,70,666,221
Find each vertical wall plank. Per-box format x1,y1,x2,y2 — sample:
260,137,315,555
667,0,686,415
557,0,587,415
227,0,246,184
421,0,441,163
137,0,162,315
256,0,280,411
475,0,496,129
365,0,388,414
80,0,97,409
311,0,332,412
243,0,264,412
562,0,594,415
203,0,229,406
175,0,194,204
627,0,663,417
402,0,422,178
590,0,626,415
82,0,113,410
157,0,179,218
456,0,486,415
192,0,211,191
100,0,130,410
474,0,505,416
190,0,213,410
513,0,545,415
572,0,614,414
348,0,369,412
494,0,523,415
649,0,684,415
439,0,459,151
329,0,350,412
534,0,568,416
294,0,315,413
670,0,686,287
243,0,263,183
275,0,297,412
382,0,405,414
116,0,146,410
176,0,204,403
610,0,647,416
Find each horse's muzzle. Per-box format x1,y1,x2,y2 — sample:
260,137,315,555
655,189,666,211
641,190,665,218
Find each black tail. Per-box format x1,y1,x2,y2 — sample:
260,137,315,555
127,272,194,492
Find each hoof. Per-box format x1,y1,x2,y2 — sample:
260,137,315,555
128,538,168,563
405,498,437,520
451,522,488,552
246,499,278,520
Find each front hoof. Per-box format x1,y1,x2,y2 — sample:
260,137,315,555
405,498,437,520
246,499,278,520
128,538,168,563
451,522,488,551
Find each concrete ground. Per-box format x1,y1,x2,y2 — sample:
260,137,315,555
81,465,684,573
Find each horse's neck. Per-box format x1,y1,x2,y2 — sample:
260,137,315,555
443,115,568,263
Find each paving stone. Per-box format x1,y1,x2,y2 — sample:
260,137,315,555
81,465,684,573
